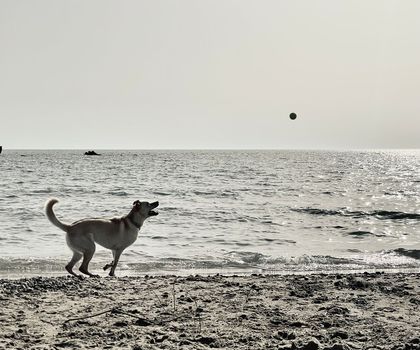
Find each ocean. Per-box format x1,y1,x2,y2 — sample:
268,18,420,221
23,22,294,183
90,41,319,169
0,149,419,277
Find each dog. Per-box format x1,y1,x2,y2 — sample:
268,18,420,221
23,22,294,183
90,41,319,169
45,198,159,277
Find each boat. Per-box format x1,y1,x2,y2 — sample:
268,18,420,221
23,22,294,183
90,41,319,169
84,150,100,156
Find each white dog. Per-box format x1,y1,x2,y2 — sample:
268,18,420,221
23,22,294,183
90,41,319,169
45,198,159,277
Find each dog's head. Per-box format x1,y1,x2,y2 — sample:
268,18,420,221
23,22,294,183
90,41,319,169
132,200,159,218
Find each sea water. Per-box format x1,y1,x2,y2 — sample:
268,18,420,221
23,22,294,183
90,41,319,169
0,149,419,276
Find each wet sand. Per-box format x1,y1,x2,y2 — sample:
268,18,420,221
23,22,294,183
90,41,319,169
0,272,419,349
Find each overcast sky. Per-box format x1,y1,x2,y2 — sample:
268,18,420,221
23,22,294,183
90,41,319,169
0,0,419,149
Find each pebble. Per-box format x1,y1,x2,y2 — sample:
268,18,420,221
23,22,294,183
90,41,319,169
277,331,296,340
194,336,216,345
134,318,152,327
270,317,284,325
322,321,333,328
332,330,349,339
326,343,352,350
301,339,321,350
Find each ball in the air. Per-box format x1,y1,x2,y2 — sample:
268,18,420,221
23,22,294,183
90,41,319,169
289,112,297,120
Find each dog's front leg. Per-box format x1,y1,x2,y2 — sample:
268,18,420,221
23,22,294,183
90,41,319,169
103,249,117,271
103,262,113,271
109,249,123,277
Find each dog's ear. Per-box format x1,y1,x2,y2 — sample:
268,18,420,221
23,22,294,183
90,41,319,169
133,200,141,207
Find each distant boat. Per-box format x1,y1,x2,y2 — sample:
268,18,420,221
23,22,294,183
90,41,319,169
84,150,100,156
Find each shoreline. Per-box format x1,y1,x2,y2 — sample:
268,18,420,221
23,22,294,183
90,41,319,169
0,266,419,280
1,272,419,349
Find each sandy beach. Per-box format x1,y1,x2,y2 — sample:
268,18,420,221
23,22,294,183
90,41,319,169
0,272,419,350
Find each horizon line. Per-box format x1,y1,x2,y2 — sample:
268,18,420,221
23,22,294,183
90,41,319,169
2,147,420,151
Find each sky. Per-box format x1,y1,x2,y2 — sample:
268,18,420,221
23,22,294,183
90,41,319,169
0,0,419,149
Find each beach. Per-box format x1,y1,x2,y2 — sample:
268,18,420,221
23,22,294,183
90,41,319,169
1,272,419,349
2,1,420,348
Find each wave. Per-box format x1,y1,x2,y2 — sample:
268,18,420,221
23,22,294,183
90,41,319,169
393,248,420,260
0,258,65,272
345,231,386,238
122,253,420,273
31,188,54,194
346,231,374,238
1,250,420,276
150,236,168,240
293,207,420,220
108,191,129,196
225,251,268,264
192,190,216,196
151,191,171,196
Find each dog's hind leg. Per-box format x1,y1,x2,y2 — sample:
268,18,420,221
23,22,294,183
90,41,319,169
66,252,83,277
109,249,123,277
79,243,98,277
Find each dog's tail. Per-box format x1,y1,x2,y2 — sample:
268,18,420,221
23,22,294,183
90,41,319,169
45,198,69,232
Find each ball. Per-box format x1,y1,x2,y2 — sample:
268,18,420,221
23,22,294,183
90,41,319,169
289,112,297,120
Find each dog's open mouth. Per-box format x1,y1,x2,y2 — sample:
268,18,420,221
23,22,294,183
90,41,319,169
149,201,159,216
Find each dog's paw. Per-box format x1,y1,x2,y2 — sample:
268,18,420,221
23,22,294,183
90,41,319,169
103,263,113,271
